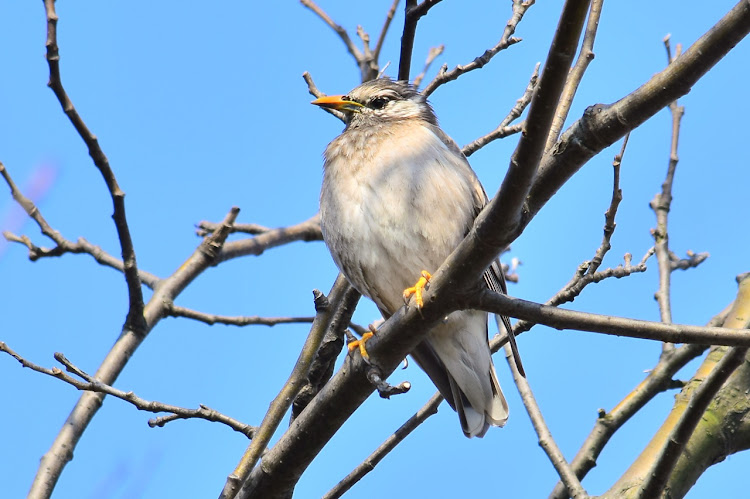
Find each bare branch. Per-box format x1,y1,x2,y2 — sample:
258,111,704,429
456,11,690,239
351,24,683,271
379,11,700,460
422,0,533,96
545,0,604,151
374,0,401,62
196,221,271,237
42,0,146,337
1,162,161,288
292,283,361,421
223,276,354,499
303,72,347,122
300,0,363,65
216,213,323,263
588,134,628,275
398,0,445,81
412,45,445,88
650,36,686,355
637,274,750,498
462,63,539,157
30,206,240,499
322,393,443,499
0,342,255,438
506,344,589,498
476,290,750,347
167,305,316,327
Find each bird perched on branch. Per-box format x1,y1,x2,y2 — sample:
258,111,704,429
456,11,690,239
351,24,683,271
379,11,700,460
313,77,520,438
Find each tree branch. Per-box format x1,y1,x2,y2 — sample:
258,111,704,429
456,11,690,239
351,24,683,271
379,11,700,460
0,161,161,288
422,0,533,96
42,0,146,338
166,304,315,328
633,274,750,498
545,0,603,151
0,342,256,438
398,0,444,81
29,207,240,499
651,36,686,356
475,290,750,347
215,214,323,263
528,0,750,225
223,275,355,499
507,344,589,498
373,0,401,63
462,63,539,157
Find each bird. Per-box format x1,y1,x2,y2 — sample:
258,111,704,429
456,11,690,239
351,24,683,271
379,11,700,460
313,77,520,438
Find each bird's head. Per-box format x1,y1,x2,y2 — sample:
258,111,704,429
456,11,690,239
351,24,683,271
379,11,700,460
311,78,437,127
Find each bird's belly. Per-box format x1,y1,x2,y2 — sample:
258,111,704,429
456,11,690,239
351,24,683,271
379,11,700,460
322,163,475,314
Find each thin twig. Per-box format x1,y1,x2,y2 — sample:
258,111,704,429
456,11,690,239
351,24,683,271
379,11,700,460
300,0,363,66
167,305,316,327
545,0,604,151
322,393,443,499
303,72,346,122
651,35,686,357
462,63,539,157
422,0,533,96
0,342,256,438
196,222,271,237
506,344,589,498
588,133,627,275
216,213,323,263
412,45,445,88
1,162,161,288
374,0,400,62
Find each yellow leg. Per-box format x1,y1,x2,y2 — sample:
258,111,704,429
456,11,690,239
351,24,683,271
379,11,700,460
348,328,375,363
403,270,432,308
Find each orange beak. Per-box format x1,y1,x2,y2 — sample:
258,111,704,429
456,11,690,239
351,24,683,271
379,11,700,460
311,95,364,112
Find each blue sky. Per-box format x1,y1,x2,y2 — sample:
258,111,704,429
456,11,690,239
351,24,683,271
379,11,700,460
1,1,749,498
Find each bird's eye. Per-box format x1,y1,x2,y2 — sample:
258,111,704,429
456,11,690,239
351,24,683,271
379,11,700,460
370,97,389,110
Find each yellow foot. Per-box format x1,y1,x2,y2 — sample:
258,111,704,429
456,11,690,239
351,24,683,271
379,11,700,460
348,325,376,363
403,270,432,308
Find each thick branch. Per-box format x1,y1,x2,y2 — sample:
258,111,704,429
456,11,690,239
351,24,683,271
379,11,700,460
604,274,750,498
225,276,355,499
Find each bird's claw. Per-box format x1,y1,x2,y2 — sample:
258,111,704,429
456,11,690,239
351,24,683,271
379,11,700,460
347,325,377,364
403,270,432,309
